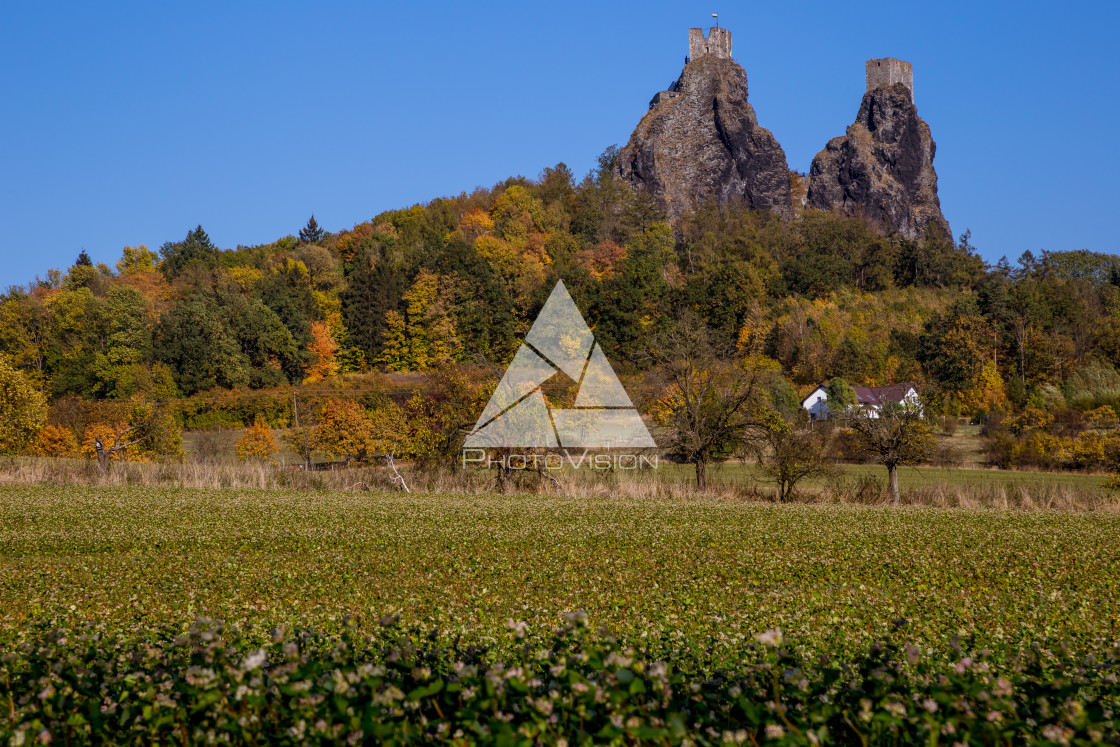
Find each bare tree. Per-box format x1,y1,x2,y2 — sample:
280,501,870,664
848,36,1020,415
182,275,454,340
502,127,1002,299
647,312,770,489
844,402,933,505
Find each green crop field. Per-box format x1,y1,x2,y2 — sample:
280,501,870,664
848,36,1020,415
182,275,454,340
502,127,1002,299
2,484,1117,652
3,485,1119,744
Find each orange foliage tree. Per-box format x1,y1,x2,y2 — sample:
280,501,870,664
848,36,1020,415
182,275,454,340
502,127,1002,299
317,398,374,462
35,425,78,457
236,414,279,463
304,319,340,382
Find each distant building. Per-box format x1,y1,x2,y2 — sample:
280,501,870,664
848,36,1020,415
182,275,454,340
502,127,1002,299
865,57,913,96
801,383,920,421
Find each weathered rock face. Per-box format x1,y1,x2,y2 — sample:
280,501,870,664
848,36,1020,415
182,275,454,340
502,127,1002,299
617,47,793,220
807,82,950,241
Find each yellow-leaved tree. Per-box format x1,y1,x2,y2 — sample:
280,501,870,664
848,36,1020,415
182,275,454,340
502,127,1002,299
236,415,279,463
958,360,1007,417
317,398,374,462
377,269,460,372
0,355,48,455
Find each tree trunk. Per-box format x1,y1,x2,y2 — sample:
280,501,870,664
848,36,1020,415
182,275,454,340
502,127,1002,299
95,446,109,476
888,464,900,505
695,459,707,490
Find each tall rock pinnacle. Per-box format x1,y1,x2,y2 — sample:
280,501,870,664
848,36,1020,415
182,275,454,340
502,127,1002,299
617,27,793,220
808,58,951,241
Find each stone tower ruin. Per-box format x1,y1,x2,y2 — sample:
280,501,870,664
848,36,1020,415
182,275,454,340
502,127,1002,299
865,57,913,94
688,27,732,60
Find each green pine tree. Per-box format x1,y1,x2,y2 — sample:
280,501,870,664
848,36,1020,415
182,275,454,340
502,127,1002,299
299,215,326,244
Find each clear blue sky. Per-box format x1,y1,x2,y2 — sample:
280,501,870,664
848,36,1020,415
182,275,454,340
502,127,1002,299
1,1,1117,287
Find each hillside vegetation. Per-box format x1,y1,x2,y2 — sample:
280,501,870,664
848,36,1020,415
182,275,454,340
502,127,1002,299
4,153,1120,478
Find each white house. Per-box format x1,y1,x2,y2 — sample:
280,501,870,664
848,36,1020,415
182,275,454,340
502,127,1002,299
801,383,920,421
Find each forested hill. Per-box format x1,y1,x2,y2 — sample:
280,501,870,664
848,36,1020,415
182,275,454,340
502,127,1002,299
3,150,1120,419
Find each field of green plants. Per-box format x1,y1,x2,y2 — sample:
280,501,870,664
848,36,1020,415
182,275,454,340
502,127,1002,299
2,485,1119,743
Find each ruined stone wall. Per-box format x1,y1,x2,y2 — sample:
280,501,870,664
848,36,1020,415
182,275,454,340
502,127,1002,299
866,57,913,94
688,27,732,60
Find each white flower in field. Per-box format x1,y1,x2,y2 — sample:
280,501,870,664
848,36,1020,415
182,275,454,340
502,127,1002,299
242,650,267,671
506,619,528,639
765,724,785,739
922,698,938,713
556,740,569,747
756,629,783,647
1041,724,1072,746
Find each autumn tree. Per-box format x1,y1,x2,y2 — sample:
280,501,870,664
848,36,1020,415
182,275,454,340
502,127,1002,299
648,312,773,489
317,398,374,462
34,424,78,458
90,285,153,398
401,365,489,465
958,360,1007,417
844,401,934,505
115,245,159,276
304,319,339,382
0,290,50,386
0,355,48,455
377,269,460,372
917,299,993,401
236,414,279,463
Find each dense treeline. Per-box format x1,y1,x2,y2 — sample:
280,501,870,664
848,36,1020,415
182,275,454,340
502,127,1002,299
3,149,1120,424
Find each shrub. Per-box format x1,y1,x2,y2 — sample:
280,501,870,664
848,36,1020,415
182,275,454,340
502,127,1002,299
1016,432,1067,470
1005,407,1054,436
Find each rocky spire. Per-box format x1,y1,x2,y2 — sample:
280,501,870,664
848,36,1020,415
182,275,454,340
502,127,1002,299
616,27,793,220
807,59,950,241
